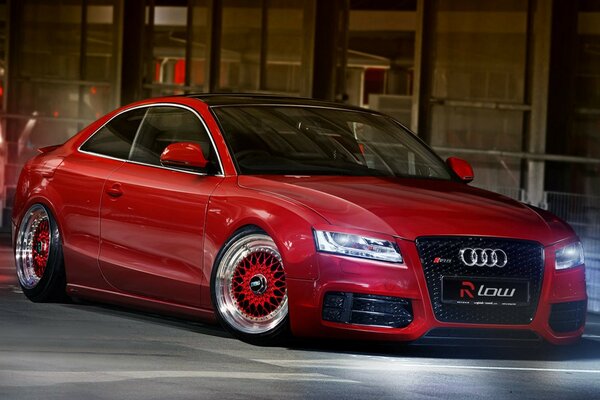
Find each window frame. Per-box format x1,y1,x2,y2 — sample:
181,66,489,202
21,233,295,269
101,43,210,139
79,107,147,160
78,102,225,177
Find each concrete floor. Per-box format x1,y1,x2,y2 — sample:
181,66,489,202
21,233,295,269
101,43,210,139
1,240,600,400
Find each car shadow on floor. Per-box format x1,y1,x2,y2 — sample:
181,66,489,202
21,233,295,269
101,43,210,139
287,335,600,362
56,298,234,339
55,297,600,362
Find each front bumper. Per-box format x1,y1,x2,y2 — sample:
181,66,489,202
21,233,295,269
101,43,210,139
287,239,587,345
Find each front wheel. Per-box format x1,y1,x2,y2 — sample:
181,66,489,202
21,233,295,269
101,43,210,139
15,204,67,302
211,227,289,345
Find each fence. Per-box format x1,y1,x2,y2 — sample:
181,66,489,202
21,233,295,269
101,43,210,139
545,191,600,314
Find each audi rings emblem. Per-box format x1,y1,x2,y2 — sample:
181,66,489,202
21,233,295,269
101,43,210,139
459,248,508,268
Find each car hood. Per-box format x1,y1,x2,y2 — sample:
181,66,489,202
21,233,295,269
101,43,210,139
238,175,575,245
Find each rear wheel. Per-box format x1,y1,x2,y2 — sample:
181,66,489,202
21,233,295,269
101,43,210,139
211,227,289,345
15,204,67,302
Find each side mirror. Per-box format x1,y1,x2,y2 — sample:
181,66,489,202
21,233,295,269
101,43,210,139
446,157,474,183
160,142,208,170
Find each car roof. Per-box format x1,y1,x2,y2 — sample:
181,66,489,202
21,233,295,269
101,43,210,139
186,93,368,112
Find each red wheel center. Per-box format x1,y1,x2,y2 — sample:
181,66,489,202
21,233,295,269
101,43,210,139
31,219,50,277
231,251,286,319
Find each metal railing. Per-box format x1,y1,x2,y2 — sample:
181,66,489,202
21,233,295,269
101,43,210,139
545,191,600,313
433,146,600,165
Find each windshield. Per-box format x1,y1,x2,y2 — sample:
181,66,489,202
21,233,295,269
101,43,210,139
212,105,452,180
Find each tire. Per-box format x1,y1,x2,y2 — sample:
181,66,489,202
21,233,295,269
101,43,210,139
15,203,67,302
211,226,290,345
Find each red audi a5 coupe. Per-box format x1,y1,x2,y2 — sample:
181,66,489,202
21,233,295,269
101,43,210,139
13,95,587,345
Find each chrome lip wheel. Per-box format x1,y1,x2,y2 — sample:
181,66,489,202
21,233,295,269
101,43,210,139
16,205,52,289
215,234,288,335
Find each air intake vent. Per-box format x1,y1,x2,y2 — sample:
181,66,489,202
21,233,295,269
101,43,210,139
549,300,587,333
322,292,413,328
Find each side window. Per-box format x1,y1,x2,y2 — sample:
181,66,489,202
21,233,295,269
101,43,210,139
80,108,146,159
129,106,220,173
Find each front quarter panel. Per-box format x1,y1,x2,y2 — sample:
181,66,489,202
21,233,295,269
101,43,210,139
202,176,327,308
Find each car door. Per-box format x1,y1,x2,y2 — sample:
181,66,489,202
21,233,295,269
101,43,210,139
55,108,145,288
98,105,224,308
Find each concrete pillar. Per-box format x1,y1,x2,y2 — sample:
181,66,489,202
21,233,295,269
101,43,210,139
311,0,346,101
120,0,145,105
544,0,579,195
525,0,553,207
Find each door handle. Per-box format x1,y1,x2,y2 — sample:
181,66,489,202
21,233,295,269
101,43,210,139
106,183,123,198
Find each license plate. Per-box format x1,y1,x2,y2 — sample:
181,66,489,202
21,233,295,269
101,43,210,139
441,276,530,306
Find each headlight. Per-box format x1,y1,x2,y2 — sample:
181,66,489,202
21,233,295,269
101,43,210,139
555,242,584,270
314,229,403,263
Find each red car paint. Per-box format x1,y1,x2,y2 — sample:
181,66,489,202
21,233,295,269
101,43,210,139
12,95,587,345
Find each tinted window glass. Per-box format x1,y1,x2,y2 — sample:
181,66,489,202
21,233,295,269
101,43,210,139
129,106,220,173
213,106,451,179
81,108,146,159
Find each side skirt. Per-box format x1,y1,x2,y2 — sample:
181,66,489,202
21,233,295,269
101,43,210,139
66,283,217,323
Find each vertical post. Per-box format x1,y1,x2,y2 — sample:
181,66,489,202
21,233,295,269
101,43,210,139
2,0,11,113
113,0,124,106
336,0,349,102
79,0,88,81
145,0,155,89
120,0,145,105
259,0,268,91
5,0,22,187
300,0,315,97
185,0,193,90
525,0,553,207
2,0,22,228
6,0,21,118
413,0,435,140
411,0,425,133
206,0,222,93
78,0,88,129
544,0,579,194
311,0,343,100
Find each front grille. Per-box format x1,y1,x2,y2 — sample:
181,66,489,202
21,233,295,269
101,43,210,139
322,292,413,328
549,300,587,332
416,237,544,325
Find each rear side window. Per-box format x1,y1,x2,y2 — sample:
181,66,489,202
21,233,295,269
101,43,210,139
80,108,146,159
